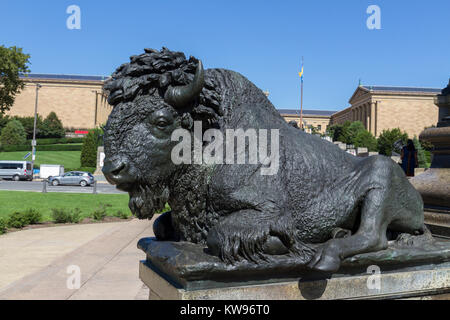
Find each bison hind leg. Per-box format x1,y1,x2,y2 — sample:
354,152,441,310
207,213,271,264
207,210,315,265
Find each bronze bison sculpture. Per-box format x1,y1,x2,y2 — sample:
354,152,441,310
102,48,425,272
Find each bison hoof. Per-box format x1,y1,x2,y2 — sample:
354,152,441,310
307,241,341,273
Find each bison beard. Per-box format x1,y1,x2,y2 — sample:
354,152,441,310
128,184,169,219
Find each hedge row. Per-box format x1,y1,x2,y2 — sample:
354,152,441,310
63,167,96,174
31,166,96,173
0,144,82,152
28,137,85,145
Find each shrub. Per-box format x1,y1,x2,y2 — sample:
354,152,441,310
0,218,7,234
51,209,69,223
64,167,96,174
327,122,348,142
37,144,82,151
0,114,10,133
78,167,96,174
413,136,428,168
71,208,82,224
377,128,409,156
41,112,65,138
0,143,82,152
0,144,30,152
420,139,434,152
51,208,81,224
345,121,366,144
91,204,111,221
23,208,42,225
14,115,44,140
0,119,27,146
114,210,130,220
353,130,378,151
80,132,97,167
28,137,84,145
7,211,29,228
424,150,432,167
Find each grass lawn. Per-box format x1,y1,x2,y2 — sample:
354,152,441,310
0,151,81,168
0,191,131,221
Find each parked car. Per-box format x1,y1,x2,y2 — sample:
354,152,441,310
48,171,95,187
0,161,33,181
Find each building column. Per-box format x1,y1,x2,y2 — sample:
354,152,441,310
362,104,366,127
365,103,370,130
370,102,375,135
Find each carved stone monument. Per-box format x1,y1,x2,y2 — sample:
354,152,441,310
94,146,105,175
102,48,450,299
411,80,450,237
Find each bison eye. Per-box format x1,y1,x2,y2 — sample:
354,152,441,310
156,119,169,128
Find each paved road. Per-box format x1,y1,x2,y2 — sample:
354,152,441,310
0,180,125,194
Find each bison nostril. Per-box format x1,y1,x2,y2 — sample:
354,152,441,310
111,163,126,176
102,160,127,178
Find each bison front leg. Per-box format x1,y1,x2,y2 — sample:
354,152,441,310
308,188,390,272
207,210,315,264
153,211,176,241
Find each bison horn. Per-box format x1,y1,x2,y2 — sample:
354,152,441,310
164,60,205,108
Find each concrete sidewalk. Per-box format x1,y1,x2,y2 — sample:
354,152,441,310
0,218,155,300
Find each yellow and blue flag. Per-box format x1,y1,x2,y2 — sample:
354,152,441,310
298,64,304,82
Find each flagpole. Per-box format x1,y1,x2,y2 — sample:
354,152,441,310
300,56,304,130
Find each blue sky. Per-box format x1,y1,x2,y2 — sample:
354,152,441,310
1,0,449,111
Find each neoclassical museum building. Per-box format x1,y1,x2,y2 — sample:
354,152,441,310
6,74,442,138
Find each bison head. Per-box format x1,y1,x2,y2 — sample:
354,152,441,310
102,48,218,219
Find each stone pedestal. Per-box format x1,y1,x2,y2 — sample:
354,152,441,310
138,237,450,300
139,260,450,300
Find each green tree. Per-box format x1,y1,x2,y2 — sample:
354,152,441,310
41,112,65,138
327,121,375,150
353,130,378,151
0,113,10,133
309,125,320,135
80,128,103,167
13,115,44,140
0,46,31,114
413,136,427,168
0,119,27,146
327,121,351,142
377,128,408,156
346,121,366,144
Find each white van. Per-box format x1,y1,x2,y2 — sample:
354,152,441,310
39,164,64,179
0,161,33,181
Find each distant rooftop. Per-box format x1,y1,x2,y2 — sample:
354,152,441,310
278,109,337,117
361,85,442,94
20,73,109,82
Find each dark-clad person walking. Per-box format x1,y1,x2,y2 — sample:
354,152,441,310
401,139,418,177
